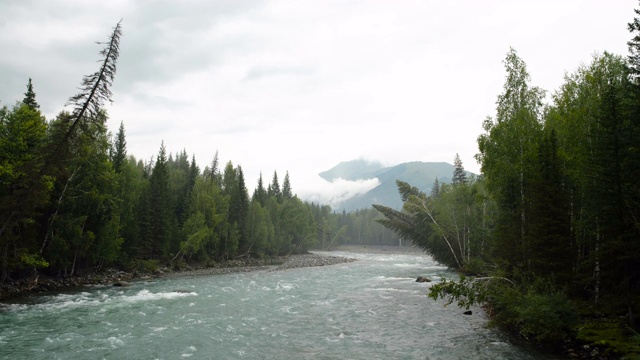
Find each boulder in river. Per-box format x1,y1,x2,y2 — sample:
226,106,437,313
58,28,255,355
113,281,132,287
415,276,431,283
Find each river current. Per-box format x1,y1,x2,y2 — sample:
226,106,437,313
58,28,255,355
0,251,552,359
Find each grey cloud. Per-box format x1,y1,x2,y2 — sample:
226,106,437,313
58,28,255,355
129,93,191,109
0,0,268,115
115,1,268,89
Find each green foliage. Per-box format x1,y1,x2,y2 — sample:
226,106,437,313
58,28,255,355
375,177,489,270
178,211,209,259
451,153,467,185
429,275,578,343
130,258,160,273
514,289,578,342
0,19,341,283
112,121,126,173
577,320,640,359
22,78,39,110
428,275,491,309
19,253,49,269
476,48,544,271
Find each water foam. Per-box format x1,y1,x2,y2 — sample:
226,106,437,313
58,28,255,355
123,289,197,303
107,336,124,348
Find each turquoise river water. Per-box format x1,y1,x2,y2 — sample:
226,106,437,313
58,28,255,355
0,251,554,359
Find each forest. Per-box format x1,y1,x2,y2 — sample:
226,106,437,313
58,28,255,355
3,5,640,358
374,8,640,358
0,21,400,284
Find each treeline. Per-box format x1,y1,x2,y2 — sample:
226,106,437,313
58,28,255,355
375,154,490,271
0,83,405,281
376,10,640,353
0,22,404,283
0,83,310,278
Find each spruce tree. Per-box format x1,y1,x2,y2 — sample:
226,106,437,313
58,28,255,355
430,177,440,198
253,172,268,206
233,166,250,252
628,4,640,80
452,154,467,185
207,151,221,186
112,121,127,173
282,171,293,199
147,142,171,259
22,78,40,109
268,171,281,201
55,20,122,155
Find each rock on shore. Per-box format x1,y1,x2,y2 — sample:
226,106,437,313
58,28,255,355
275,253,356,270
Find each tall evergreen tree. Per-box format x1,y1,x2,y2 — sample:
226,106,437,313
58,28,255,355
53,20,122,157
233,166,250,253
282,171,293,200
112,121,127,173
252,172,268,206
452,154,467,185
430,177,440,198
146,142,171,259
527,129,571,281
206,151,221,186
0,103,49,281
268,171,281,201
628,3,640,80
22,78,39,110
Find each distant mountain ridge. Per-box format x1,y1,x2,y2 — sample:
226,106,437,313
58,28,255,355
320,159,473,212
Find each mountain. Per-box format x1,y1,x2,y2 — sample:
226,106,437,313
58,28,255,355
318,159,385,181
320,160,472,212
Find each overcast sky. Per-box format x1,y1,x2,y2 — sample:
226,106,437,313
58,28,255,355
0,1,635,205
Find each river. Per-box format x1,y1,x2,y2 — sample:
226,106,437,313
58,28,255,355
0,250,553,359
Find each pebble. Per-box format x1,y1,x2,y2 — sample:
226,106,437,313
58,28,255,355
275,253,356,271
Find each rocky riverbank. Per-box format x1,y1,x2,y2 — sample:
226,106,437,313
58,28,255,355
331,245,425,254
0,252,356,302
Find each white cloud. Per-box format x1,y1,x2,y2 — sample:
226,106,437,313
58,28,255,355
298,177,381,208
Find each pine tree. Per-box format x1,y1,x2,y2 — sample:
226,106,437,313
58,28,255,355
268,171,281,201
0,103,48,280
112,121,127,173
628,4,640,80
22,78,40,109
206,151,221,186
147,142,171,259
452,154,467,185
527,129,571,281
253,172,268,206
430,177,440,198
233,166,250,253
54,20,122,156
282,171,293,199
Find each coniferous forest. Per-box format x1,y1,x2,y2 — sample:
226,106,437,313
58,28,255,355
0,21,400,284
374,7,640,357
